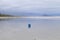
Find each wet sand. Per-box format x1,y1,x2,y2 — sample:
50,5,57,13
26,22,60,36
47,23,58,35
0,18,60,40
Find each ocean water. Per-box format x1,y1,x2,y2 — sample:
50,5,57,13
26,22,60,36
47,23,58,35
0,18,60,40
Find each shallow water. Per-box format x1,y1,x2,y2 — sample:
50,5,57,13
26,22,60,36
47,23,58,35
0,18,60,40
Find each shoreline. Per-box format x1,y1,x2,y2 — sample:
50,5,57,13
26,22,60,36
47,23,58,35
0,16,60,19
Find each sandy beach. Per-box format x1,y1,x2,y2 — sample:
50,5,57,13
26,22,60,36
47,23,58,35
0,18,60,40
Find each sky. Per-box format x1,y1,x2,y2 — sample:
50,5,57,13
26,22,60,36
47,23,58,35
0,0,60,16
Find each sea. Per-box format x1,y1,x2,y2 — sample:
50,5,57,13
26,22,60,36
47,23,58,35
0,18,60,40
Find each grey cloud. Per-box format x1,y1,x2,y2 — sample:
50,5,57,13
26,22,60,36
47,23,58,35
0,0,60,15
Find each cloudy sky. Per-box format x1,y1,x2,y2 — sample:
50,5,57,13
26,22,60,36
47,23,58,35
0,0,60,16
